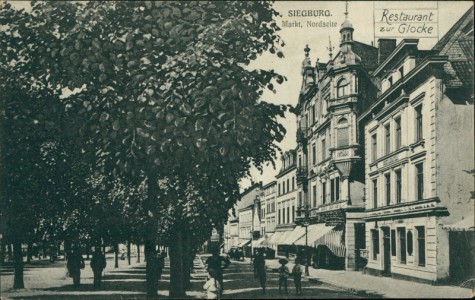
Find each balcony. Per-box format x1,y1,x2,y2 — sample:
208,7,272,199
296,127,308,148
296,166,308,186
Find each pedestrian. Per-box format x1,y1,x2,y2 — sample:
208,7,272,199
292,258,303,295
205,248,230,295
255,251,267,295
157,252,165,280
278,258,290,295
90,247,107,288
203,268,221,300
252,251,258,278
67,246,85,287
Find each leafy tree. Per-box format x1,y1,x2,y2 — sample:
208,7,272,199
1,1,287,297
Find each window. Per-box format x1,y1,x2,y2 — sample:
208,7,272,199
298,155,302,167
322,139,326,159
278,208,281,224
415,105,423,141
372,179,378,208
282,181,285,194
399,66,404,79
395,170,402,203
391,229,396,256
372,229,379,260
292,206,295,222
385,173,391,206
388,76,393,87
313,185,317,207
335,177,340,201
416,226,426,266
312,105,316,124
322,182,327,204
395,117,401,149
287,179,290,193
385,124,391,155
330,179,335,202
398,227,406,264
298,191,302,207
278,184,281,196
292,177,295,190
337,78,349,97
312,144,316,165
337,118,349,147
416,163,424,200
371,134,377,162
407,230,413,256
286,207,290,224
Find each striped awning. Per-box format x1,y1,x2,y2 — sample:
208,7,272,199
280,226,307,245
252,237,266,248
294,223,334,246
237,240,251,248
267,231,285,246
315,227,346,257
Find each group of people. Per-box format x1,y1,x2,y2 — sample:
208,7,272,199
203,248,305,299
66,247,106,288
278,257,304,295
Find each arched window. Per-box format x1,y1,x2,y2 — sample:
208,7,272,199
337,118,349,147
337,78,349,97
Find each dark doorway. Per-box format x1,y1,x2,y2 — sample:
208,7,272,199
382,227,391,275
354,223,367,270
449,231,474,285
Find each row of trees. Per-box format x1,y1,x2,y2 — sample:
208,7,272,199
0,1,289,298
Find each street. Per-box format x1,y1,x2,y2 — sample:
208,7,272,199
0,255,375,299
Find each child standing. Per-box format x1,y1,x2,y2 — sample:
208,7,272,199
292,259,303,295
203,269,221,299
278,258,290,295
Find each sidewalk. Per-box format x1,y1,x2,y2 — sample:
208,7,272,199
265,258,473,299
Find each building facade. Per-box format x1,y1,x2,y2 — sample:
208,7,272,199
359,7,474,283
262,181,277,236
267,150,299,255
295,5,379,270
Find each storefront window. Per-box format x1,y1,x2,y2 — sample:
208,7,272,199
407,230,413,256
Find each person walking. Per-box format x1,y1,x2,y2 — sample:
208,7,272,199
292,258,303,295
90,247,107,288
205,248,230,294
157,252,165,280
278,258,290,295
203,268,221,300
254,251,267,295
67,247,85,287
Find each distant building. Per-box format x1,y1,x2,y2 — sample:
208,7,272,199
266,150,300,257
358,6,474,284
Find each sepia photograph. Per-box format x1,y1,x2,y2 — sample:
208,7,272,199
0,1,473,299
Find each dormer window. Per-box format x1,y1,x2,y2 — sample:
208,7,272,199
337,78,349,97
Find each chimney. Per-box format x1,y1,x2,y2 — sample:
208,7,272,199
378,39,397,65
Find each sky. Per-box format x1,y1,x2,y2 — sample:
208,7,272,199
6,1,474,190
242,0,473,190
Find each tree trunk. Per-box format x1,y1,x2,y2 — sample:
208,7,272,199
0,238,5,263
169,228,185,298
7,243,13,261
86,241,90,260
42,241,47,260
182,228,191,290
136,244,141,263
144,171,159,298
13,241,24,289
127,241,131,265
114,243,119,268
26,242,32,263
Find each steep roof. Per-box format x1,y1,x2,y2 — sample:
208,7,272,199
432,6,474,89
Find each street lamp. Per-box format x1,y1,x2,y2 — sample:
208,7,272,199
298,205,310,276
